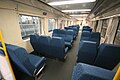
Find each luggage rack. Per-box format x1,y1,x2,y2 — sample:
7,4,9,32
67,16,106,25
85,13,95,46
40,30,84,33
0,31,16,80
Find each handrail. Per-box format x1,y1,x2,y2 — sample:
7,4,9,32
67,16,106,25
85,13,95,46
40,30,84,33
113,66,120,80
0,31,16,80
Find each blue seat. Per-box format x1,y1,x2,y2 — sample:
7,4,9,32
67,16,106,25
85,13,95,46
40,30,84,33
77,41,97,64
94,44,120,70
0,49,5,56
64,27,78,39
37,36,51,57
51,37,68,59
82,28,92,32
82,26,92,32
72,63,115,80
65,30,74,44
52,29,73,47
30,35,69,60
6,44,46,80
80,31,91,41
30,34,39,53
67,30,74,40
83,26,91,29
89,32,101,46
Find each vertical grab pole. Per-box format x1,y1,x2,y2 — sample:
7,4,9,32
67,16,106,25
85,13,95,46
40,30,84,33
113,67,120,80
0,32,16,80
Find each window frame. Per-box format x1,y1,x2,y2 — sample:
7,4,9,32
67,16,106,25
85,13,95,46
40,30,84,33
19,14,41,40
48,18,56,32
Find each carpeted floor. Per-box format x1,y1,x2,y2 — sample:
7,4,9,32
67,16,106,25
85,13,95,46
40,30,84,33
40,31,81,80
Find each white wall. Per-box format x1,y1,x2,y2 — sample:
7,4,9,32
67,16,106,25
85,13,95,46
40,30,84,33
0,0,70,53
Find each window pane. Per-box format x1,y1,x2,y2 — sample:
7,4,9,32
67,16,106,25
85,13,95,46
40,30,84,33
114,20,120,45
19,15,40,39
48,19,56,32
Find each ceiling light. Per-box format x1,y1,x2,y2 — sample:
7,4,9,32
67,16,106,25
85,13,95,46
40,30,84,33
70,14,88,16
48,0,96,6
62,9,91,12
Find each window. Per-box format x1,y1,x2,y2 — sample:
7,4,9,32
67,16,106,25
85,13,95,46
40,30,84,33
114,20,120,45
19,15,40,39
101,19,108,38
48,19,56,32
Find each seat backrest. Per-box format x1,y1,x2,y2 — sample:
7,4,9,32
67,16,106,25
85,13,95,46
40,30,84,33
90,32,101,46
83,26,90,29
6,44,35,76
65,30,73,42
77,41,97,64
94,44,120,70
51,37,65,59
82,28,92,32
81,31,91,38
67,30,74,35
38,36,51,55
30,34,39,52
53,29,59,33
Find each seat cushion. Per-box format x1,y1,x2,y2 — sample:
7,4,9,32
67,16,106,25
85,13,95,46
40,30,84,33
72,63,115,80
28,54,46,75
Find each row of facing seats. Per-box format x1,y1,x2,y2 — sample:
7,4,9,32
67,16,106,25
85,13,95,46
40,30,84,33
30,34,68,60
77,40,120,70
64,25,79,39
72,26,120,80
52,29,74,47
80,31,101,46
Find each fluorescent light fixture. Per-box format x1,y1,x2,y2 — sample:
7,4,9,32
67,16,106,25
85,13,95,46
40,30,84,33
48,0,96,6
62,9,91,12
70,14,88,16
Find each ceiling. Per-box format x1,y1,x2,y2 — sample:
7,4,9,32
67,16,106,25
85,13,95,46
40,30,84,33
40,0,96,20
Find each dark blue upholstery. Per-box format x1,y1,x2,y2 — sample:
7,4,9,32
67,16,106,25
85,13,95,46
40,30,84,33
82,26,92,32
64,27,78,39
30,35,69,60
51,37,68,59
80,31,91,41
6,44,46,79
83,26,91,29
90,32,101,46
72,63,115,80
80,31,101,47
94,43,120,70
37,36,51,57
77,41,97,64
82,28,92,32
52,29,73,47
67,30,75,39
30,34,39,52
65,30,74,43
0,50,5,56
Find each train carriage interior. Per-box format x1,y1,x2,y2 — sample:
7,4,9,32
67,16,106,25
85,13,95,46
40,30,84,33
0,0,120,80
